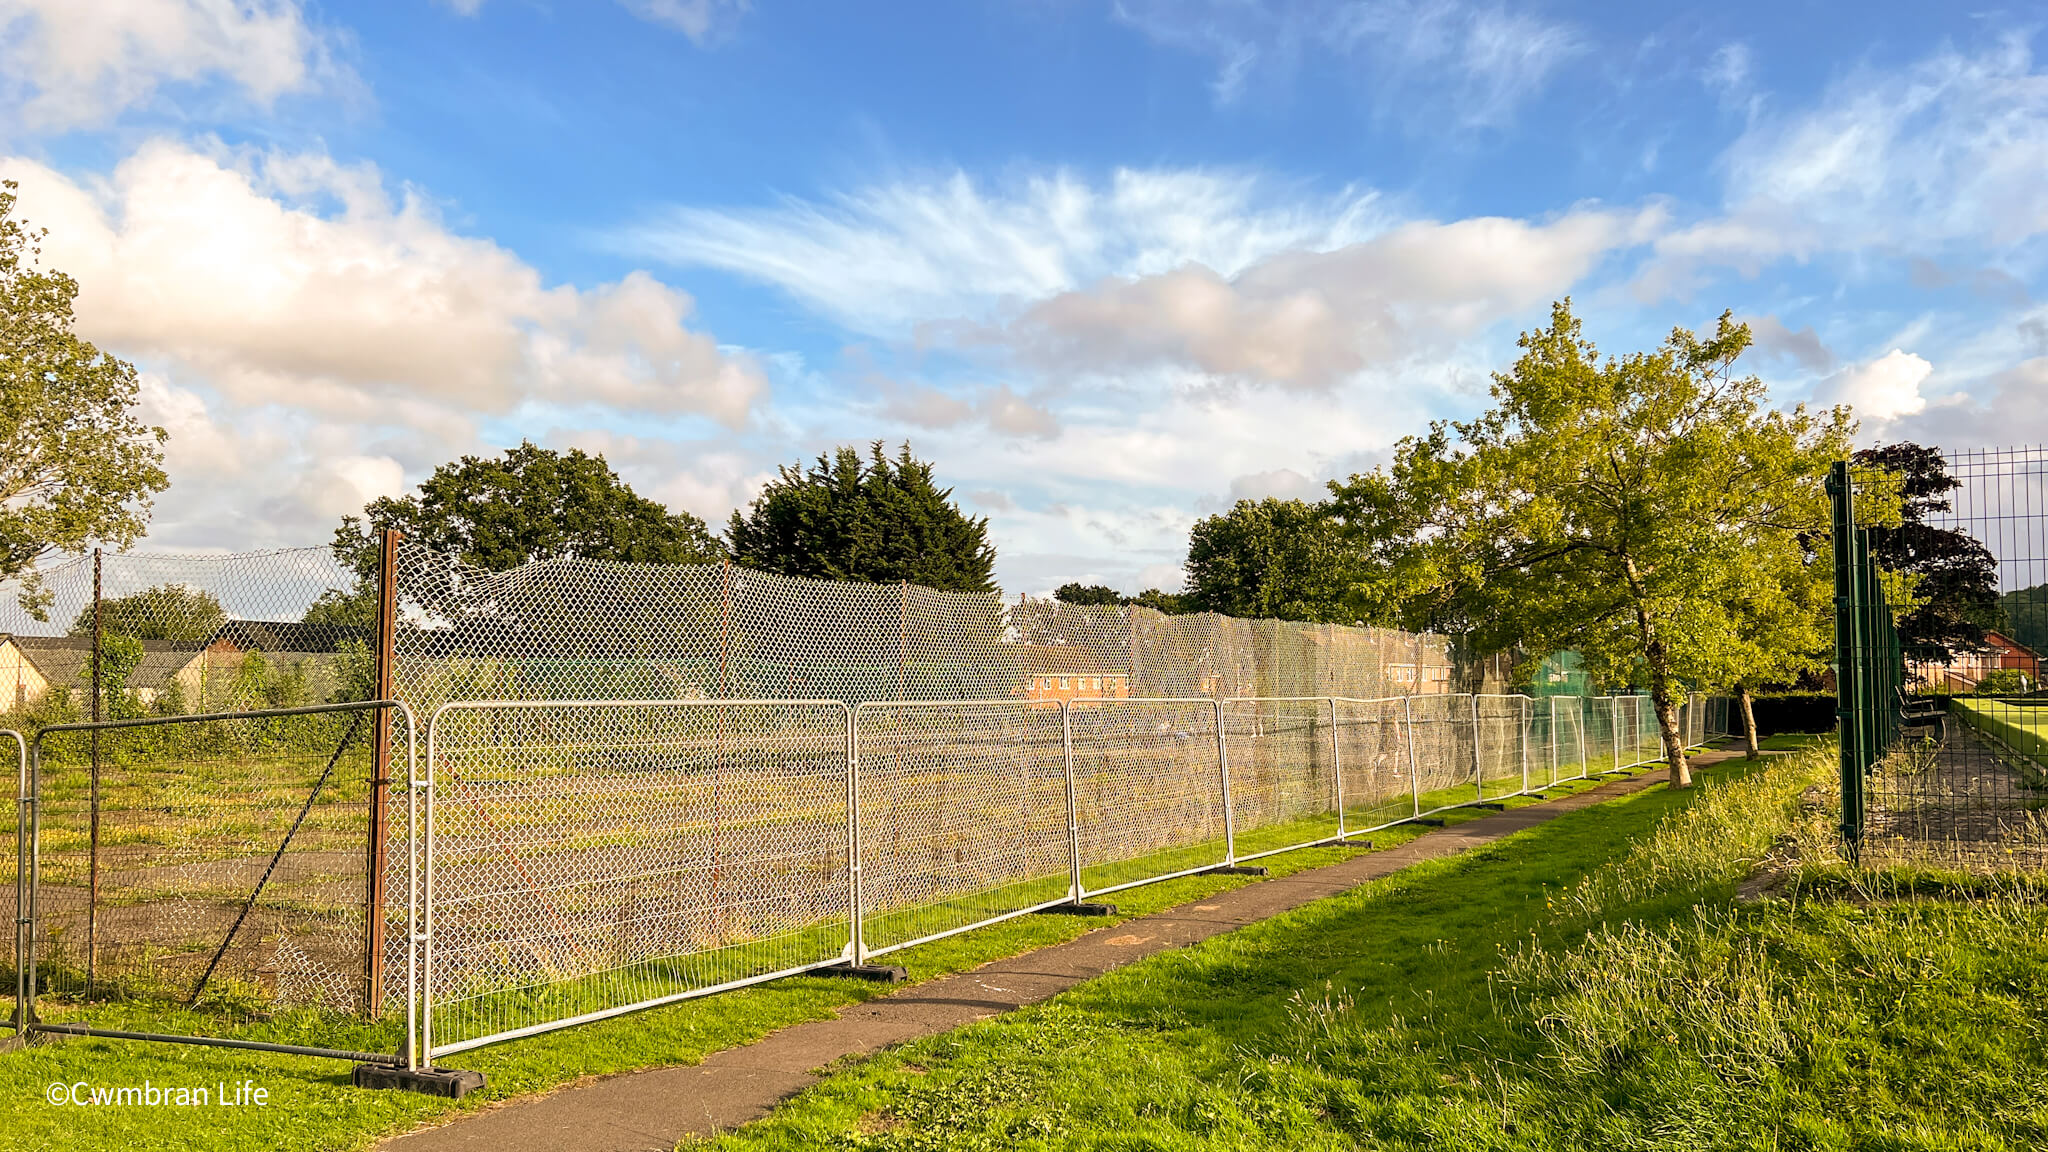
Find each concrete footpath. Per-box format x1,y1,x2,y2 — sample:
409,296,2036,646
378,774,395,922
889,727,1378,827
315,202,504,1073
384,753,1738,1152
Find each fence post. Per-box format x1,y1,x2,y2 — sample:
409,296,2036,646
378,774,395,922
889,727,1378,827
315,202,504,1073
1215,701,1238,866
846,706,865,965
1062,702,1083,901
86,547,101,998
365,528,400,1016
848,705,867,967
10,729,26,1034
1576,697,1590,781
1403,695,1422,818
1612,697,1624,774
1327,698,1345,839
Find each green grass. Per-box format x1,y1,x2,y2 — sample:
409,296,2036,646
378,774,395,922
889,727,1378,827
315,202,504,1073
0,764,1644,1152
706,743,2048,1151
1953,698,2048,784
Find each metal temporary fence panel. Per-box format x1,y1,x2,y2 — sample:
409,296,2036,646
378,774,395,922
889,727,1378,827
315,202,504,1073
853,701,1071,959
1332,697,1416,833
21,701,412,1064
1546,697,1586,785
1067,699,1229,898
1407,694,1477,815
1637,697,1661,766
1475,695,1529,800
421,699,851,1060
1221,698,1340,861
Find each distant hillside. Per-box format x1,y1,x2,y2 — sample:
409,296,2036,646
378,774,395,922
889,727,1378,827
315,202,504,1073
2001,584,2048,654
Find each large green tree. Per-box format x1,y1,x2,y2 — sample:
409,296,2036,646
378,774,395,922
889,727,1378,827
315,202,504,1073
729,442,997,593
1851,442,2000,661
0,179,168,608
1182,498,1353,621
335,441,725,576
1330,301,1851,787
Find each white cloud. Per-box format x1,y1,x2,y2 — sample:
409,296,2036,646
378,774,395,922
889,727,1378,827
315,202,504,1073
993,207,1663,389
1112,0,1580,125
1641,36,2048,297
0,0,328,131
1818,349,1932,426
1737,313,1833,374
618,0,749,43
5,140,766,425
626,167,1386,336
1229,468,1322,502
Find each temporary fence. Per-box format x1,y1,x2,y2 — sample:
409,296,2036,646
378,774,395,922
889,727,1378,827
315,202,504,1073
1835,448,2048,872
0,539,1730,1078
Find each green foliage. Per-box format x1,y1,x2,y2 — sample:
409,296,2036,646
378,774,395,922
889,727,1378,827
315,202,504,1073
1051,582,1193,615
1329,300,1852,779
1182,497,1354,621
1053,582,1123,606
729,442,997,593
1973,668,2036,695
0,180,170,611
336,440,725,576
2003,583,2048,655
1854,441,2003,661
67,582,226,641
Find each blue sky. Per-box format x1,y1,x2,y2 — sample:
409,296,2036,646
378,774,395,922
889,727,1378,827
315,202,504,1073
3,1,2044,594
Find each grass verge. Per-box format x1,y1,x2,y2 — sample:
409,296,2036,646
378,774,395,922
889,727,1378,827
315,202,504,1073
708,743,2048,1151
0,762,1645,1151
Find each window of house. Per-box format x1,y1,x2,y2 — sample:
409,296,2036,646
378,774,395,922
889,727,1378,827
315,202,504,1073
1091,677,1101,690
1060,677,1069,689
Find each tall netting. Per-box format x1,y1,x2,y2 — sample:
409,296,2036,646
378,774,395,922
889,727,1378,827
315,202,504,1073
1068,699,1229,896
1220,698,1339,860
1846,448,2048,873
23,703,406,1058
1333,698,1414,832
420,700,852,1059
854,701,1071,957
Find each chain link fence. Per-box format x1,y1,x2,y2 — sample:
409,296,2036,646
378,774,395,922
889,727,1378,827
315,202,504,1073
0,540,1727,1073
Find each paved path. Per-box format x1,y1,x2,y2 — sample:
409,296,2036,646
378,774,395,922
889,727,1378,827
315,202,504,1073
384,755,1739,1152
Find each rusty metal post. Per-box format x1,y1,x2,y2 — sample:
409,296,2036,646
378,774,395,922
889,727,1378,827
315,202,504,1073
365,529,400,1016
87,548,101,998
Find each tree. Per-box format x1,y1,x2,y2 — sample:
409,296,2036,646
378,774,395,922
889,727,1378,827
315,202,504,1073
1851,442,2000,661
1711,542,1834,759
2001,583,2048,656
729,442,997,594
1182,498,1353,621
334,441,725,576
1054,583,1124,607
69,583,226,642
1329,301,1851,787
0,179,169,610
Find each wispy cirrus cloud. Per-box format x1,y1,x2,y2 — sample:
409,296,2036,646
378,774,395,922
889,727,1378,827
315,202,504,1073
1110,0,1581,125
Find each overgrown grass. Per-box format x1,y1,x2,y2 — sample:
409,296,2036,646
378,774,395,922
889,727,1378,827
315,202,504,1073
0,766,1638,1152
710,743,2048,1150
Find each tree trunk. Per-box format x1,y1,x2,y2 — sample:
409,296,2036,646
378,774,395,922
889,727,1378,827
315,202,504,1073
1622,555,1691,788
1739,684,1760,760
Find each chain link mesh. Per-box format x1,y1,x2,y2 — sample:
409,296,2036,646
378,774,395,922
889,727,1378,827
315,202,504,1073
1068,699,1229,897
421,700,851,1056
1221,699,1340,860
854,701,1070,957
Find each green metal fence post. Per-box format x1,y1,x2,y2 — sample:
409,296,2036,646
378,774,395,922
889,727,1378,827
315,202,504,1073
1828,462,1864,854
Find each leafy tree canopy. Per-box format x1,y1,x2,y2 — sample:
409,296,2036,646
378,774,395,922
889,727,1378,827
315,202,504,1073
1054,583,1125,607
729,442,997,594
1852,442,2001,661
335,441,725,577
1328,300,1851,786
1183,498,1354,622
0,179,169,609
69,583,226,642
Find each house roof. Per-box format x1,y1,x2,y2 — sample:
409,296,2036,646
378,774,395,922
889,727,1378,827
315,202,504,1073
1984,630,2042,659
1013,644,1121,676
3,636,206,688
